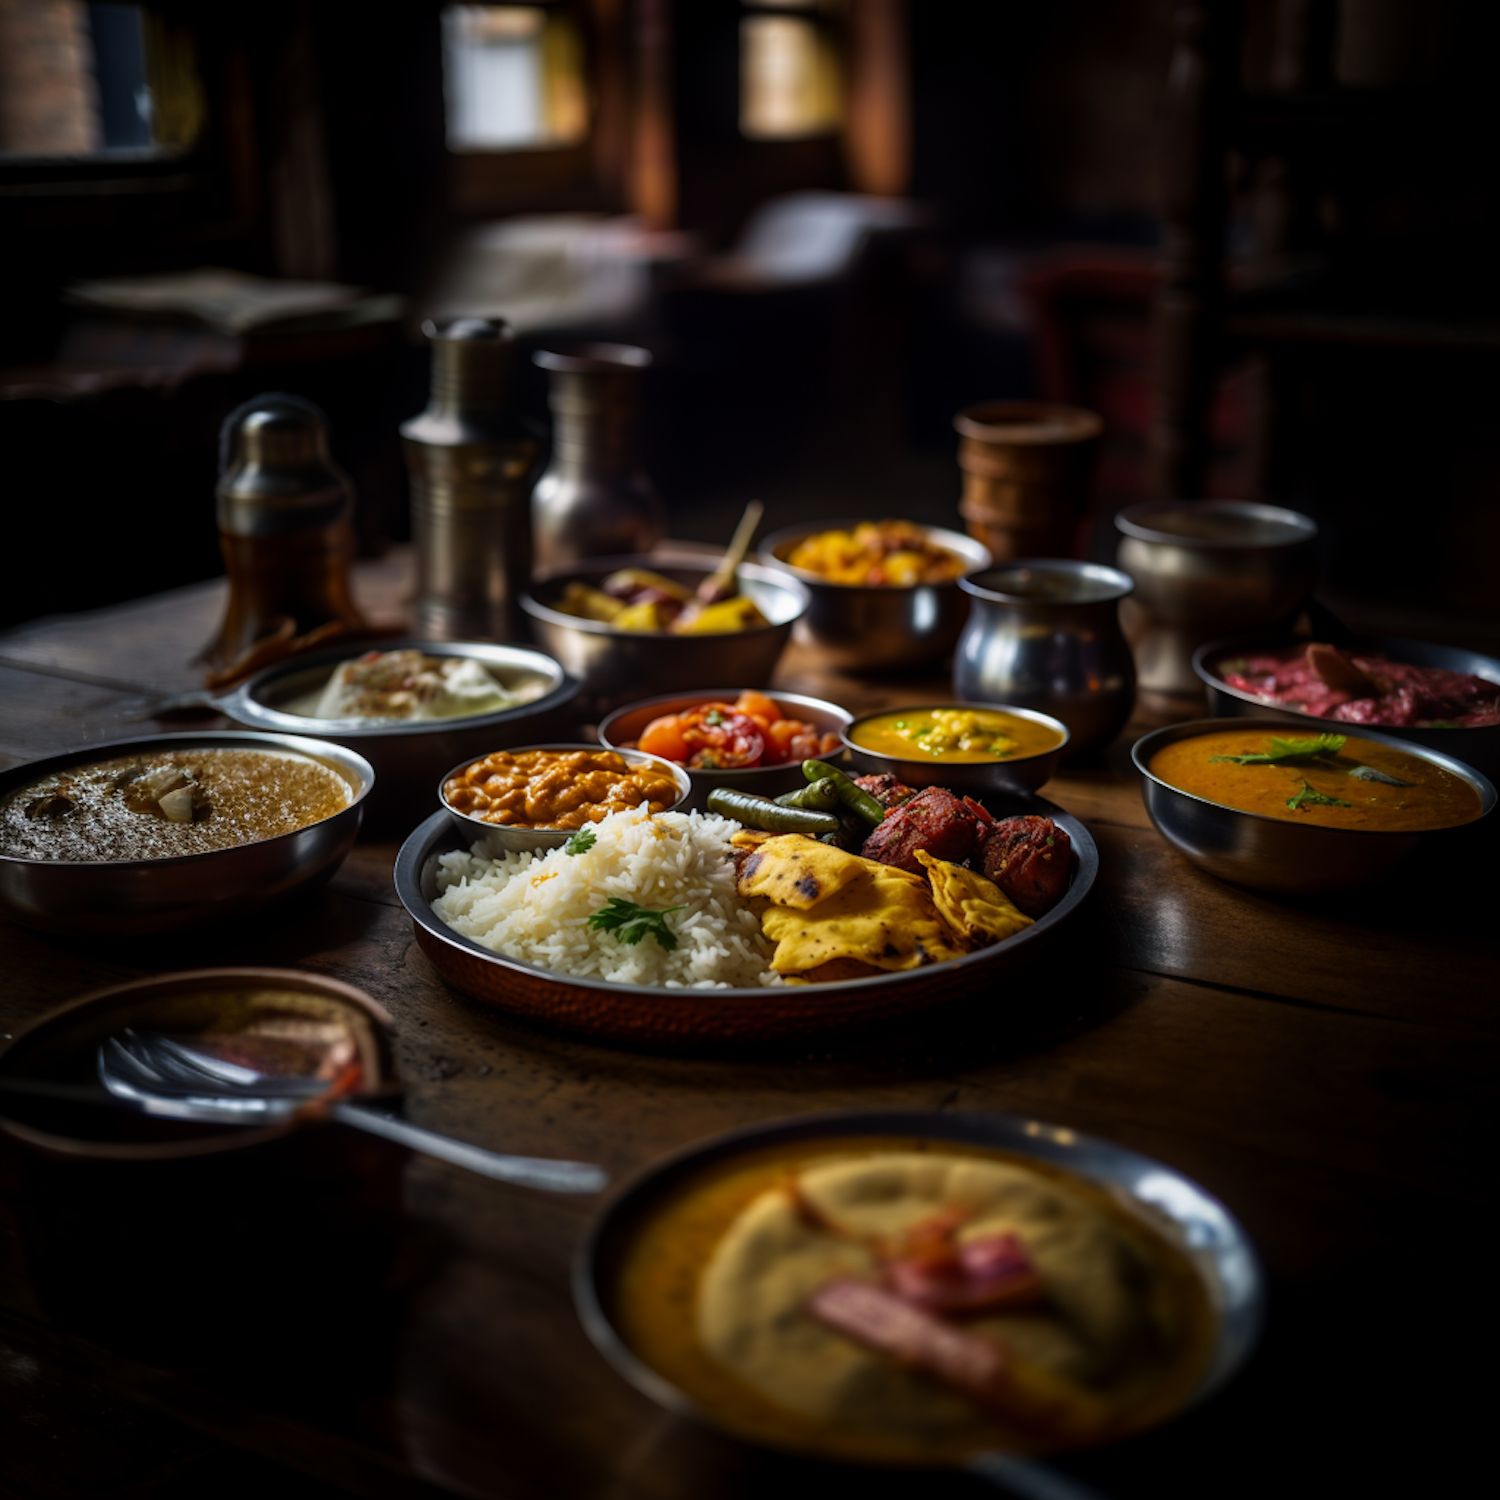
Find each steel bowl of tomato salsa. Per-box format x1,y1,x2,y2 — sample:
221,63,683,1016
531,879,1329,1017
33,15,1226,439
597,690,852,812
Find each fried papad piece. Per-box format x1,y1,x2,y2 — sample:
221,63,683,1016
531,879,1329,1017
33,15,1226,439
761,862,968,974
915,849,1034,948
730,828,779,847
736,834,870,911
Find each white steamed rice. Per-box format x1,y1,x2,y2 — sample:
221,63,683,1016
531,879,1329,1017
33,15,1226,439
431,806,781,988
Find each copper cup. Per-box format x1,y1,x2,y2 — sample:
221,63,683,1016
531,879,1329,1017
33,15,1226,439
954,401,1102,561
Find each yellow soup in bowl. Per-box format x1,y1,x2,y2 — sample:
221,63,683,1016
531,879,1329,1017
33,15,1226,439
1147,730,1483,831
851,708,1066,764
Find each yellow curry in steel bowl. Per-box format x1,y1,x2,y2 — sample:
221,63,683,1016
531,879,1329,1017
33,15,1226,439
843,704,1070,796
851,707,1067,764
581,1123,1248,1468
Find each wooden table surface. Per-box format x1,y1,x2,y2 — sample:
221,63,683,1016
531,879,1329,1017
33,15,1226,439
0,553,1493,1500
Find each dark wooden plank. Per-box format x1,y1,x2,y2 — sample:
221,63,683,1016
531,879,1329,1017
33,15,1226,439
1093,822,1497,1032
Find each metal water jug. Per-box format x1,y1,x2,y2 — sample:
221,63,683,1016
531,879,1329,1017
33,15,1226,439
403,318,542,640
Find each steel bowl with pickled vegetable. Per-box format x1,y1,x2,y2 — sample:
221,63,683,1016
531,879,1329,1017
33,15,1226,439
523,555,808,713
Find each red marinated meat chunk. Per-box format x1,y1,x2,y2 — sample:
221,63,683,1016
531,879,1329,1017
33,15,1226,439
852,772,917,810
860,786,982,873
978,816,1071,918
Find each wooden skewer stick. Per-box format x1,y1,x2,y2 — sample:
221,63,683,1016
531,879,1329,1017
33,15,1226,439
698,499,765,603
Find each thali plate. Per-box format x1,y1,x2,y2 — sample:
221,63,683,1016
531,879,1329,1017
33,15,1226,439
393,797,1098,1047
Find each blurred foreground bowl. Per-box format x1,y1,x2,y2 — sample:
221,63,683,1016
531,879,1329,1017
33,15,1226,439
0,967,401,1365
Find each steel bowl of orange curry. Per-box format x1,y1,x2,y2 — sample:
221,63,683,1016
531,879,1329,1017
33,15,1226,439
1131,717,1494,894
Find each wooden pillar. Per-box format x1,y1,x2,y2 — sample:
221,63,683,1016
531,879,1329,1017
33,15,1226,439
845,0,910,198
1243,0,1335,501
628,0,676,229
1148,0,1237,502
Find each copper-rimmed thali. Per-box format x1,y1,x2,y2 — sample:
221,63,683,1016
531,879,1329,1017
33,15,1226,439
393,796,1098,1048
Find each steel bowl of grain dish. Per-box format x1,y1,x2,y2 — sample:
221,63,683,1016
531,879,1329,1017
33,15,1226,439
1194,632,1500,783
1132,717,1495,894
522,553,808,714
759,519,991,672
0,732,373,936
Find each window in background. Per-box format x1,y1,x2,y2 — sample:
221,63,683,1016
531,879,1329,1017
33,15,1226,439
0,1,203,159
442,5,588,152
740,1,842,140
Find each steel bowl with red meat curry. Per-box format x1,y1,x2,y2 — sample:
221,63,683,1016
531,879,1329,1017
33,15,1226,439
1215,641,1500,729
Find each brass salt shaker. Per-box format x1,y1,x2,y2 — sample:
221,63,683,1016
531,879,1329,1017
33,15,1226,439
208,393,368,673
402,318,542,641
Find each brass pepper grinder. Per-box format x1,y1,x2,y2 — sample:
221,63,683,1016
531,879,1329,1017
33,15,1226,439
402,317,542,641
531,343,665,572
207,393,368,677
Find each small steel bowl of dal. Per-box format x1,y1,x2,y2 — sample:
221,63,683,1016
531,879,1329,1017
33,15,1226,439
597,689,852,813
1132,717,1495,894
439,742,692,854
0,732,374,937
841,703,1070,797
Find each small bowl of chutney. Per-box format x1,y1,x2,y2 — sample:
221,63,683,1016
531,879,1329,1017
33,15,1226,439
841,703,1069,797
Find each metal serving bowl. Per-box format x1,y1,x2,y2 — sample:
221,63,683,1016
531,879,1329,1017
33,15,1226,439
841,702,1069,796
1115,500,1319,695
211,638,582,822
575,1108,1264,1466
597,689,852,812
0,967,401,1363
439,743,692,854
522,554,808,715
0,732,373,937
1194,632,1500,784
1132,717,1495,894
759,520,992,673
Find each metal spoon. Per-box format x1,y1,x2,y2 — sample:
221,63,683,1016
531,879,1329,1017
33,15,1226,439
97,1029,608,1194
